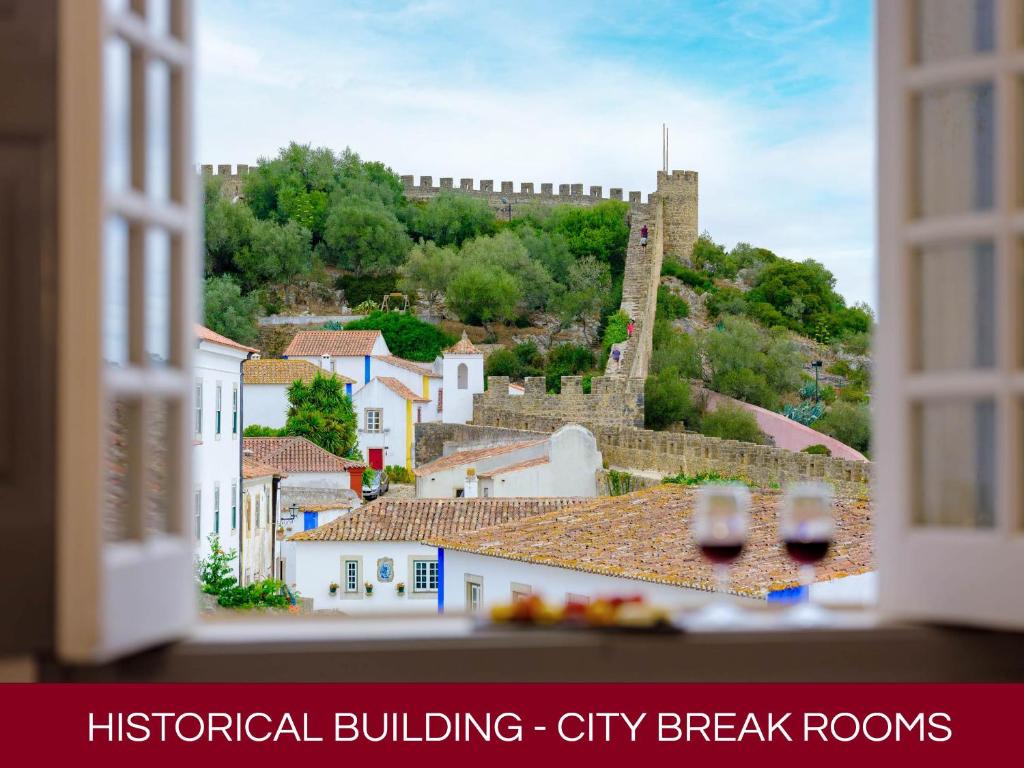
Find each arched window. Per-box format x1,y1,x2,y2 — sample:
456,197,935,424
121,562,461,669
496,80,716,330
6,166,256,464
457,363,468,390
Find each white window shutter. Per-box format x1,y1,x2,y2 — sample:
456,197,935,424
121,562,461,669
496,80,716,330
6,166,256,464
57,0,199,662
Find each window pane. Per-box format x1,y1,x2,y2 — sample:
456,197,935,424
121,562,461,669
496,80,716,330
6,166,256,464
914,0,995,64
148,0,171,37
103,217,129,366
103,36,131,194
146,398,172,535
105,398,132,542
915,82,995,217
145,228,171,365
146,59,171,202
913,399,997,528
914,241,996,370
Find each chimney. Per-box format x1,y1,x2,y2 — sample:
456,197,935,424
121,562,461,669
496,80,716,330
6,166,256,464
321,353,331,370
463,467,478,499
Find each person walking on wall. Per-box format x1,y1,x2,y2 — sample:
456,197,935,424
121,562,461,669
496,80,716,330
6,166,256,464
611,346,621,371
627,318,635,338
640,224,648,249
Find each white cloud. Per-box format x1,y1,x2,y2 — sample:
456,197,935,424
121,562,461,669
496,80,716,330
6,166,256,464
196,3,875,307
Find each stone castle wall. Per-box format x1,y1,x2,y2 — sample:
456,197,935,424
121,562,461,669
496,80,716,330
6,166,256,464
474,375,646,431
414,422,548,466
400,175,647,214
199,163,249,200
655,170,699,261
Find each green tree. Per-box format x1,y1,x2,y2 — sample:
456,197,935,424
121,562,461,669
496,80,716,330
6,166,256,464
813,401,871,455
650,320,702,378
656,285,689,320
644,368,698,430
547,200,630,275
233,218,311,289
461,231,558,311
322,195,411,275
556,255,611,344
515,227,574,284
203,275,259,345
398,241,459,305
446,262,521,332
284,374,358,457
204,194,255,276
409,192,496,246
545,343,595,392
344,310,455,362
700,404,766,444
702,316,802,409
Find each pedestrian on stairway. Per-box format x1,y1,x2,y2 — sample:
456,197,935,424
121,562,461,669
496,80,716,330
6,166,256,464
640,224,648,248
627,318,635,338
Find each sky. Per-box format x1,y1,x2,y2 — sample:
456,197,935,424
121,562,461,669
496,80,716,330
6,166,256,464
196,0,875,308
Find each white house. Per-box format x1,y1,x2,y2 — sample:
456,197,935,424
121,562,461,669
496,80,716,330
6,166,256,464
287,496,582,614
440,331,484,424
278,328,485,469
242,436,365,502
427,484,874,614
352,376,429,471
192,324,256,561
414,424,603,498
242,358,355,430
240,455,284,584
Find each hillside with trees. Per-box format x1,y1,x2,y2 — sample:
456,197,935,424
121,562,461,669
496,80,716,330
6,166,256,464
203,142,872,455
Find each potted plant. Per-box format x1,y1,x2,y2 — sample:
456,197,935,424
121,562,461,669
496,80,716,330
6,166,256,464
364,581,374,596
328,582,339,596
396,582,406,596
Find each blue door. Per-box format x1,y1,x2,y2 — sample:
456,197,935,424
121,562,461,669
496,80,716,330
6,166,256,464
303,511,318,531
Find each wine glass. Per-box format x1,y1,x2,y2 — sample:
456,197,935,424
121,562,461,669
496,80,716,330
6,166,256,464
779,482,834,625
690,483,751,626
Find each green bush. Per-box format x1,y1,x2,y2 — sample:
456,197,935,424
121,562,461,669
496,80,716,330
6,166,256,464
704,285,747,318
344,310,455,362
813,401,871,455
699,404,765,444
335,271,402,308
662,471,748,486
644,368,699,430
243,424,286,437
197,535,292,610
802,443,832,456
650,320,702,378
546,343,596,393
661,260,714,292
656,285,690,320
385,464,416,484
602,310,630,353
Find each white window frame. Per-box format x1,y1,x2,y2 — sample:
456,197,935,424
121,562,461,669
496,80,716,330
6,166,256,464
194,379,202,438
411,558,439,593
214,382,222,437
876,0,1024,630
231,383,238,435
340,556,363,598
465,574,483,612
57,0,199,662
193,486,201,542
213,482,220,535
365,408,382,432
230,480,237,530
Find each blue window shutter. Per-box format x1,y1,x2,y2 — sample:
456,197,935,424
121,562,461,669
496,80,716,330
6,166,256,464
437,547,445,614
345,382,352,397
364,355,371,384
303,511,318,531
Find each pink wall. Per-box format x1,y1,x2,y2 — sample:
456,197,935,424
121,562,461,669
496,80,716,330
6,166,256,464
702,390,868,462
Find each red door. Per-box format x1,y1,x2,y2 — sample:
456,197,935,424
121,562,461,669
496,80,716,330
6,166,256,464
368,449,384,470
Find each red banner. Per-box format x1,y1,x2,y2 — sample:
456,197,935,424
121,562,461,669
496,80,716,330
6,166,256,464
0,684,1017,766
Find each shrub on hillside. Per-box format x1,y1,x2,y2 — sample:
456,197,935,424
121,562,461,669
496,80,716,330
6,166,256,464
408,192,497,247
344,310,455,362
602,310,630,353
644,368,699,431
650,320,702,378
484,341,545,380
335,271,403,308
656,285,690,320
802,444,832,456
813,401,871,455
703,316,802,410
699,404,765,444
545,343,596,393
661,260,714,292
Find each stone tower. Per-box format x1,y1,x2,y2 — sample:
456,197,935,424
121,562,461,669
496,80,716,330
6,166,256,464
655,170,698,262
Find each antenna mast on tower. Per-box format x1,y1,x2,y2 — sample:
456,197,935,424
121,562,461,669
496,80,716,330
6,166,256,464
662,123,669,173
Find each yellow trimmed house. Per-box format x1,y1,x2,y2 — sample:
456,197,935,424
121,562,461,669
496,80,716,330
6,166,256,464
351,376,430,472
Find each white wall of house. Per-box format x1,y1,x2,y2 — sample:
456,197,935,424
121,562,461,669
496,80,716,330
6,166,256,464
281,471,352,491
441,351,484,425
290,539,440,614
288,335,390,386
353,378,415,470
442,550,750,613
417,425,602,498
241,474,275,584
243,384,289,429
192,341,247,560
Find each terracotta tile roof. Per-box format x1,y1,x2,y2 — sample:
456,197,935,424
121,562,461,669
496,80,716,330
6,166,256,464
479,456,551,477
243,436,365,473
243,358,355,386
242,456,286,479
378,376,430,402
195,324,259,354
413,439,546,477
289,497,585,542
373,355,442,378
283,330,382,357
426,485,873,599
445,330,481,355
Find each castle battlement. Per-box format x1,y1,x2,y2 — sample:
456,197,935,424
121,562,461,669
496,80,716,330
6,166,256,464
401,175,651,206
476,375,645,430
198,164,254,176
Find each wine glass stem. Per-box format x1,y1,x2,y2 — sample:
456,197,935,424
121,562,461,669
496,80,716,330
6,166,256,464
714,564,730,599
799,564,815,598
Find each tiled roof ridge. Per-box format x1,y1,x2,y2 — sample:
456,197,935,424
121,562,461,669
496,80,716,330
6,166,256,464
412,438,547,477
243,436,365,472
196,323,259,354
373,354,442,377
243,358,356,385
444,330,482,355
479,456,551,477
282,329,382,357
377,376,430,402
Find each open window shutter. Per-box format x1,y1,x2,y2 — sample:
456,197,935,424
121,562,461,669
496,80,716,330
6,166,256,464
57,0,198,662
876,0,1024,630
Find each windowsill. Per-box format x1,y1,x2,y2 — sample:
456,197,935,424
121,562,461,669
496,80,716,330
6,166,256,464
49,611,1024,683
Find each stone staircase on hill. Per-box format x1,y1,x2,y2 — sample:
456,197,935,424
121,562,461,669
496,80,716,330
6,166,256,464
606,204,659,381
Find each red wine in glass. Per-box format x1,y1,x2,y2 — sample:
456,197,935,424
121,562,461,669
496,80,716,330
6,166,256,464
700,542,744,564
784,538,831,564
